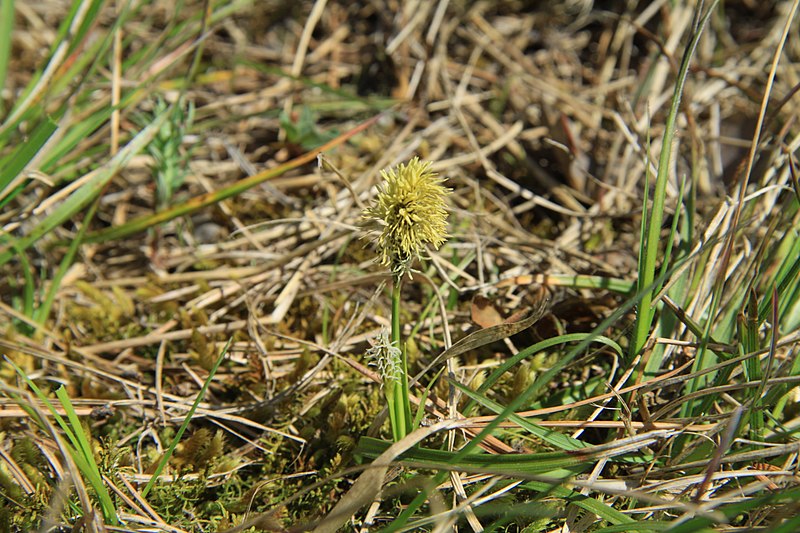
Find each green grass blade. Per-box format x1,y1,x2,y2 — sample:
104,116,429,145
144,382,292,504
358,426,664,477
63,0,106,57
13,247,35,322
630,1,718,360
141,337,232,498
466,333,623,417
55,387,100,479
760,233,800,326
5,358,118,523
0,0,13,116
0,115,58,203
356,436,588,477
412,367,444,432
451,379,589,451
596,524,669,532
647,174,690,375
637,115,651,300
55,386,118,524
522,481,636,526
33,198,99,326
740,289,760,380
38,102,118,175
5,357,80,448
389,278,409,441
749,286,779,434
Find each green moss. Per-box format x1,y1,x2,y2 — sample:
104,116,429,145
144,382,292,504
173,428,226,473
65,281,143,342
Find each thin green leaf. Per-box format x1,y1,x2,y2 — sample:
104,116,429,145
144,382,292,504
356,436,588,477
55,386,118,524
5,356,80,450
596,523,669,532
142,338,232,497
522,481,636,526
0,115,58,202
451,379,589,451
466,333,623,417
631,1,719,360
0,0,13,116
34,197,99,326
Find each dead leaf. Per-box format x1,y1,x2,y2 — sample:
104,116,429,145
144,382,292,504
410,299,549,387
470,294,504,328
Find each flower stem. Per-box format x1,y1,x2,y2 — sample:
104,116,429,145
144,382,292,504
392,277,401,349
390,277,411,441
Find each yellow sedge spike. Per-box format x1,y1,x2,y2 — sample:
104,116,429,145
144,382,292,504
362,157,450,277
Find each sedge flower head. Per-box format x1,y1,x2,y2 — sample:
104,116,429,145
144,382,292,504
365,328,403,386
362,157,450,276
